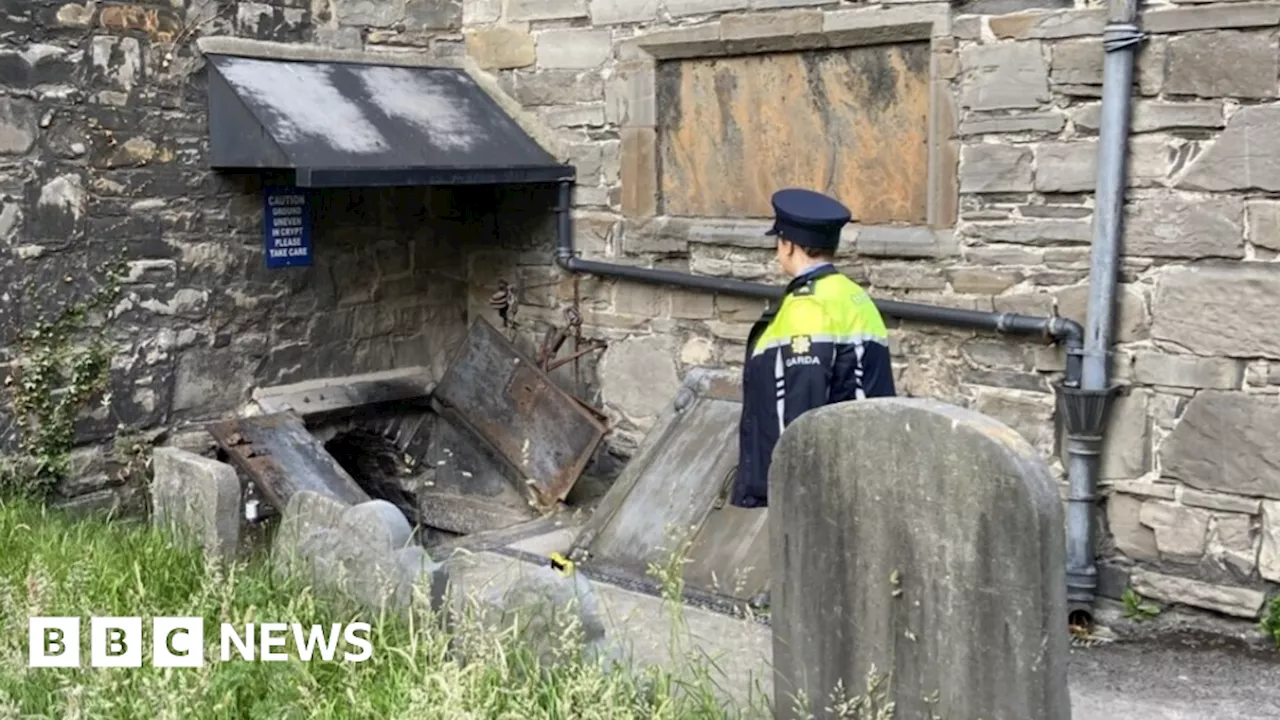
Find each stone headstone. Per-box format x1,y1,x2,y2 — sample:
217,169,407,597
769,398,1070,720
151,447,242,562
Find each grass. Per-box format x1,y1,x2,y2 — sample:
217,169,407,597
0,498,770,720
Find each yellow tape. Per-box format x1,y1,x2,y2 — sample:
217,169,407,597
549,552,575,576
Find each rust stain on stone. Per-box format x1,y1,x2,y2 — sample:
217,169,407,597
99,4,183,42
657,43,931,224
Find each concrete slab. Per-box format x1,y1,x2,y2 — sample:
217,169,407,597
573,368,768,603
454,550,1280,719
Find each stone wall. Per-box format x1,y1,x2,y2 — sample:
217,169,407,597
454,0,1280,620
0,1,472,512
4,0,1280,620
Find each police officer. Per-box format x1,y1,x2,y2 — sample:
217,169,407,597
730,188,897,509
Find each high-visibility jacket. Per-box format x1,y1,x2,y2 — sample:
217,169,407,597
730,264,896,508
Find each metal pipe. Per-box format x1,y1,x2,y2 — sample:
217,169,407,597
1062,1,1144,624
553,181,1085,365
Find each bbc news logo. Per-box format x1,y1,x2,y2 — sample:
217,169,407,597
28,617,372,668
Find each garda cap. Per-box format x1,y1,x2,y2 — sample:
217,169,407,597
764,188,852,251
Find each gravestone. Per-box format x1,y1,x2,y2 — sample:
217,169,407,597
769,398,1070,720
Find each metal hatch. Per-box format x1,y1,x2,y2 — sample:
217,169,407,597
570,368,771,604
432,317,608,507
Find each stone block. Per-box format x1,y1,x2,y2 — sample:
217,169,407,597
542,104,606,128
1049,38,1163,96
1180,488,1261,515
988,8,1105,39
770,398,1069,720
1032,142,1095,193
1176,105,1280,191
1110,481,1178,501
960,144,1034,194
1247,200,1280,252
868,264,946,290
1261,500,1280,582
273,489,350,557
666,0,748,14
620,127,657,216
960,41,1050,111
679,336,715,365
1055,283,1147,343
0,97,37,155
333,0,404,27
1207,513,1258,576
150,447,242,562
1099,389,1151,480
590,0,658,23
613,282,667,315
965,219,1092,246
1161,390,1280,500
1129,568,1265,619
721,10,824,52
671,290,715,319
465,26,536,70
509,69,605,105
1070,101,1224,133
1143,2,1280,33
608,60,656,127
597,334,679,419
1140,500,1210,563
958,112,1064,136
507,0,588,20
537,29,613,69
855,227,957,259
290,529,420,611
339,500,413,551
464,0,501,24
1106,493,1158,562
1132,352,1244,390
1124,194,1244,259
406,0,462,29
441,552,607,666
1151,265,1280,358
1165,32,1278,99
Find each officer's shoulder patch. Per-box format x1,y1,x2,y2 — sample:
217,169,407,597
792,283,815,296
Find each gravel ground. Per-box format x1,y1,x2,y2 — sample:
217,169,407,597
1069,631,1280,720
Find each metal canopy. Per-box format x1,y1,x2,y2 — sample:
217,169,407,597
205,53,574,187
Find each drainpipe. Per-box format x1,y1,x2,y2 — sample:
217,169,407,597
1059,2,1144,626
552,179,1084,389
551,179,1096,612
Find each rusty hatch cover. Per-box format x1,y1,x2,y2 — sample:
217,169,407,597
209,411,372,511
432,317,607,505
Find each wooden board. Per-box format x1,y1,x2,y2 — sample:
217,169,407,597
432,317,607,506
209,411,372,511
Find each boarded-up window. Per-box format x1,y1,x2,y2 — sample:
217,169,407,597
656,43,931,224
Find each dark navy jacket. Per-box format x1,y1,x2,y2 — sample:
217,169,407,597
731,264,896,508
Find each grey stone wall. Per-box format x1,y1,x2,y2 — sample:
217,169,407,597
0,1,471,510
6,0,1280,621
451,0,1280,620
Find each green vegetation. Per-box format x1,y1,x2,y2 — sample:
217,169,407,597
0,498,772,719
1260,595,1280,649
1,256,127,499
1121,588,1160,621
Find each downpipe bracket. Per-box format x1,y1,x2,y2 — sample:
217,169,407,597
1056,383,1124,437
1103,22,1146,53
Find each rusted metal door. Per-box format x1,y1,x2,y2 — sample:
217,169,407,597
209,411,372,511
432,317,607,506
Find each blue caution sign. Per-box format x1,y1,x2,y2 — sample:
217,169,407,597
263,185,313,268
